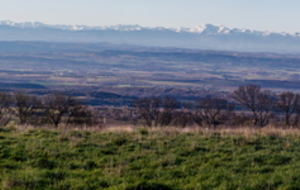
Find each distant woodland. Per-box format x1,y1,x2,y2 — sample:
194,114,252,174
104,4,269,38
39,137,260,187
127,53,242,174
0,84,298,130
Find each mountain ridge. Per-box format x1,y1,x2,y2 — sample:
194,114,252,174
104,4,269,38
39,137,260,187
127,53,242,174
1,20,300,53
1,20,298,37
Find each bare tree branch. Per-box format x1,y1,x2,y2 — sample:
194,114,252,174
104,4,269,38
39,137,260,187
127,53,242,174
277,92,300,126
193,97,235,128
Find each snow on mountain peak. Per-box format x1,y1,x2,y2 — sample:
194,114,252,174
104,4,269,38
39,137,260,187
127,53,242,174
189,25,207,33
0,20,298,37
189,24,230,34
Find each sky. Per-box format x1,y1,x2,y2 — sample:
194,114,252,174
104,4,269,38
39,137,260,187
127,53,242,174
1,0,300,33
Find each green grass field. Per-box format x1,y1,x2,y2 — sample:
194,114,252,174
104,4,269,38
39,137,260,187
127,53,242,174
1,126,300,190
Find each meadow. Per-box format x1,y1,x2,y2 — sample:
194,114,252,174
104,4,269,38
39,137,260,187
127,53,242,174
1,125,300,190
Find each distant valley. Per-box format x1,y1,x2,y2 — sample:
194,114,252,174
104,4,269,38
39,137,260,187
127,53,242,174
0,41,300,106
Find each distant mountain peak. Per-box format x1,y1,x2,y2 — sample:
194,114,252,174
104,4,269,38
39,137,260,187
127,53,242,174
0,20,298,37
187,24,230,34
1,20,300,53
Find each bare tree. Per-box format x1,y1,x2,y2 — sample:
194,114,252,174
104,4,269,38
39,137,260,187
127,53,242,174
231,85,261,125
277,92,300,126
172,102,193,128
193,97,235,128
231,85,276,127
256,90,276,126
0,92,13,127
43,93,75,128
67,105,96,128
135,97,161,127
135,96,180,127
159,96,180,127
14,92,41,125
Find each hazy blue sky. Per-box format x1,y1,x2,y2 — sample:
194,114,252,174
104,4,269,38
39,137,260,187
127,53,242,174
1,0,299,33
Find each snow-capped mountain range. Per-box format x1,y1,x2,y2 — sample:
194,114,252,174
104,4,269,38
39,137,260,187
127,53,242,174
1,20,298,36
1,20,300,53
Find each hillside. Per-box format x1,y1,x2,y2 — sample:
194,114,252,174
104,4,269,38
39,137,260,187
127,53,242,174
0,127,300,189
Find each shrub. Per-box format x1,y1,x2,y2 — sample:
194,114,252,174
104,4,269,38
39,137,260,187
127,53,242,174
126,181,174,190
32,157,57,169
138,128,149,135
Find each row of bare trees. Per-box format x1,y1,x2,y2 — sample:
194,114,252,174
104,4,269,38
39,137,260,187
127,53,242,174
1,84,300,129
134,96,235,128
135,85,300,128
134,96,181,127
0,92,97,128
232,85,300,127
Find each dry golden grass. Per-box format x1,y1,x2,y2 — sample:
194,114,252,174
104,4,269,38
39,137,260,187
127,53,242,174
9,123,300,137
95,124,300,139
216,127,300,137
105,124,300,137
100,124,136,133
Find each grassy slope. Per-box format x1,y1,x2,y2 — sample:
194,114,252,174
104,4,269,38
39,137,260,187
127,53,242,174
0,127,300,190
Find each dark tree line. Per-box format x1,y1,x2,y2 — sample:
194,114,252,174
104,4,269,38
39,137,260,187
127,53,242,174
192,98,235,128
135,85,300,128
0,92,98,128
231,85,276,127
1,84,300,129
135,96,180,127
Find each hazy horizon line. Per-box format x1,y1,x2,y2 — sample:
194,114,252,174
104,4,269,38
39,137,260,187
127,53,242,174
1,19,299,34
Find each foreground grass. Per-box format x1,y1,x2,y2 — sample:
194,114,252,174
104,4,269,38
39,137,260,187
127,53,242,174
1,126,300,190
